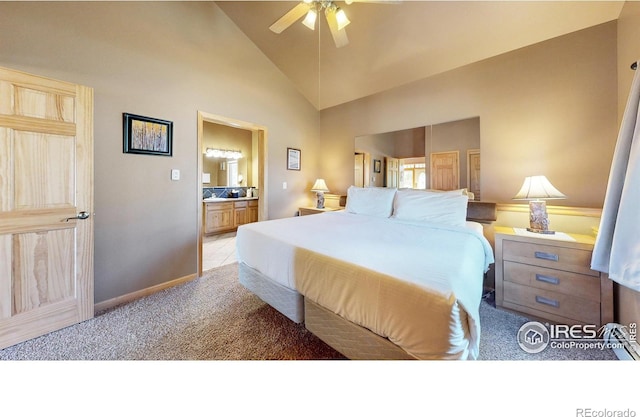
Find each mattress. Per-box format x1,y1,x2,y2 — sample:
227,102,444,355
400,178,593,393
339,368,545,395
236,211,494,359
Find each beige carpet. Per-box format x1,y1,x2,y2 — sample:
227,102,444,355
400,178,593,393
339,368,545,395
0,262,345,360
0,262,617,360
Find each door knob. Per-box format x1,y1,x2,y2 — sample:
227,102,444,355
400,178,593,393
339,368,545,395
65,211,90,222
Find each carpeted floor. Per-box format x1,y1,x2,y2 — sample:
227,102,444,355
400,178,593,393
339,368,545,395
0,262,617,360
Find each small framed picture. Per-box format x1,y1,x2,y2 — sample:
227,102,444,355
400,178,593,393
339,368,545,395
374,159,381,173
287,148,301,170
123,113,173,156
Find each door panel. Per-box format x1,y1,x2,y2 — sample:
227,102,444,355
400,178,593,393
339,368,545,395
0,66,94,349
15,131,75,209
430,151,459,191
354,153,364,187
385,157,399,188
467,149,481,200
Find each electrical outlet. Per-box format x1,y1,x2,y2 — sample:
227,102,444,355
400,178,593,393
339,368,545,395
283,182,287,189
171,169,180,181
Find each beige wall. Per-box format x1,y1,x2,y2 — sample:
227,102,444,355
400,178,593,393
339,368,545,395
0,2,320,304
614,1,640,328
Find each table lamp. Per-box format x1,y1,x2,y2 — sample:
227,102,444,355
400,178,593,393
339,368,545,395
513,175,566,234
311,179,330,209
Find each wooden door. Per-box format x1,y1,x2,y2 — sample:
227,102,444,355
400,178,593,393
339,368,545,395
385,157,399,188
467,149,481,200
0,66,94,349
430,151,459,190
354,153,364,187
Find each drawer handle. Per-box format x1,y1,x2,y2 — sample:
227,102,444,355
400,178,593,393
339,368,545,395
535,274,560,285
535,251,559,262
536,295,560,308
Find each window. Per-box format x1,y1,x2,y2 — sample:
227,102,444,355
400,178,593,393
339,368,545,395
400,161,426,189
227,160,238,186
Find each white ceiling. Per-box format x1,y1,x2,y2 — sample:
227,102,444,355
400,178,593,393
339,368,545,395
216,1,624,110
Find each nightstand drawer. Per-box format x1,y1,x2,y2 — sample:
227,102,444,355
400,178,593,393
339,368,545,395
503,261,600,301
503,281,601,324
502,240,597,276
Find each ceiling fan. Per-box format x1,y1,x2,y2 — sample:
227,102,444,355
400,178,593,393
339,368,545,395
269,0,393,48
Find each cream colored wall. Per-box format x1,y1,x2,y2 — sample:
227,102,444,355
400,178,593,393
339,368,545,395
0,2,320,304
614,1,640,328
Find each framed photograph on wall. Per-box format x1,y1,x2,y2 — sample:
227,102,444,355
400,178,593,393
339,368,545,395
287,148,301,170
374,159,381,173
123,113,173,156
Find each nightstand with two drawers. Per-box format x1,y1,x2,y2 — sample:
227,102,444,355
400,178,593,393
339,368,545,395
494,226,613,327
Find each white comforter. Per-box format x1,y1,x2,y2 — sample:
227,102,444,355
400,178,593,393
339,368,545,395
236,211,494,359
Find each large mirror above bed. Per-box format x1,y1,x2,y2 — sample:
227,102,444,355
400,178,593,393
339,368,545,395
354,117,481,200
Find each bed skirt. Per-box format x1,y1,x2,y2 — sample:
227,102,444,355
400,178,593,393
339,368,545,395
238,261,414,358
304,298,414,360
238,262,304,323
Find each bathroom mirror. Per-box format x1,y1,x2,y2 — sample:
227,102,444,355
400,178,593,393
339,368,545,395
202,121,257,187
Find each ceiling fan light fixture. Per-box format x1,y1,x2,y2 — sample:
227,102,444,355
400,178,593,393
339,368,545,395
335,8,350,30
302,9,317,30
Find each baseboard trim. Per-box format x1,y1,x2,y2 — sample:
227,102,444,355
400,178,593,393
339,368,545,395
94,273,199,313
497,203,602,218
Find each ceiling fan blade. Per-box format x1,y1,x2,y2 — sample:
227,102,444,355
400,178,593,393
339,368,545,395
269,2,311,34
325,8,349,48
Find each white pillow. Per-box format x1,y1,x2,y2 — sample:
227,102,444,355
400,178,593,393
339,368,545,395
392,188,469,227
345,186,397,218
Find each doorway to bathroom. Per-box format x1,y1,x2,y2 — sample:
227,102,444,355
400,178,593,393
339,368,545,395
197,111,268,276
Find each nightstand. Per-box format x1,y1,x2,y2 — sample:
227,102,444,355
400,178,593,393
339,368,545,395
299,207,341,216
494,226,613,326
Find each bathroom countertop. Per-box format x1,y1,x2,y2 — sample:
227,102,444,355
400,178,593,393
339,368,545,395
203,196,259,203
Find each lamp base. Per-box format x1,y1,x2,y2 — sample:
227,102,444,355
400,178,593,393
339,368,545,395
526,227,556,235
316,192,325,209
528,200,553,234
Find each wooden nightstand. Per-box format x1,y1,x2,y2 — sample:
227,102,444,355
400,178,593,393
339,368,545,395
494,226,613,326
299,207,341,216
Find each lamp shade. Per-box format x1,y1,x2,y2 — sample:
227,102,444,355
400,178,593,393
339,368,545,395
311,179,329,193
513,175,566,200
302,9,317,30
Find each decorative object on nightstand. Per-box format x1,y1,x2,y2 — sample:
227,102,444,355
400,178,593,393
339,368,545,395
311,178,330,209
513,175,566,234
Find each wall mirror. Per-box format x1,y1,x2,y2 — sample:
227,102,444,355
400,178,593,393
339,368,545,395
202,121,258,188
354,117,481,200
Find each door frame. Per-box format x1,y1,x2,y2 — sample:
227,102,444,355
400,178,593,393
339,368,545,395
196,111,268,277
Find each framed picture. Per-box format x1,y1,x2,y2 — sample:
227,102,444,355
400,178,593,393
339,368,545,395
123,113,173,156
374,159,381,173
287,147,301,170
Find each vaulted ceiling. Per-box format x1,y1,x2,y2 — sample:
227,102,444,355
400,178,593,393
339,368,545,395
216,1,624,110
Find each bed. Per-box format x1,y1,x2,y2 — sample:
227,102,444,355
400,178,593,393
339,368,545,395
236,187,496,360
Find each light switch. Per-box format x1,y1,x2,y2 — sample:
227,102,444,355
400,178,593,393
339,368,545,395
171,169,180,181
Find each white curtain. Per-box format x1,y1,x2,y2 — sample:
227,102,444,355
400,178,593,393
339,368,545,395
591,61,640,291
